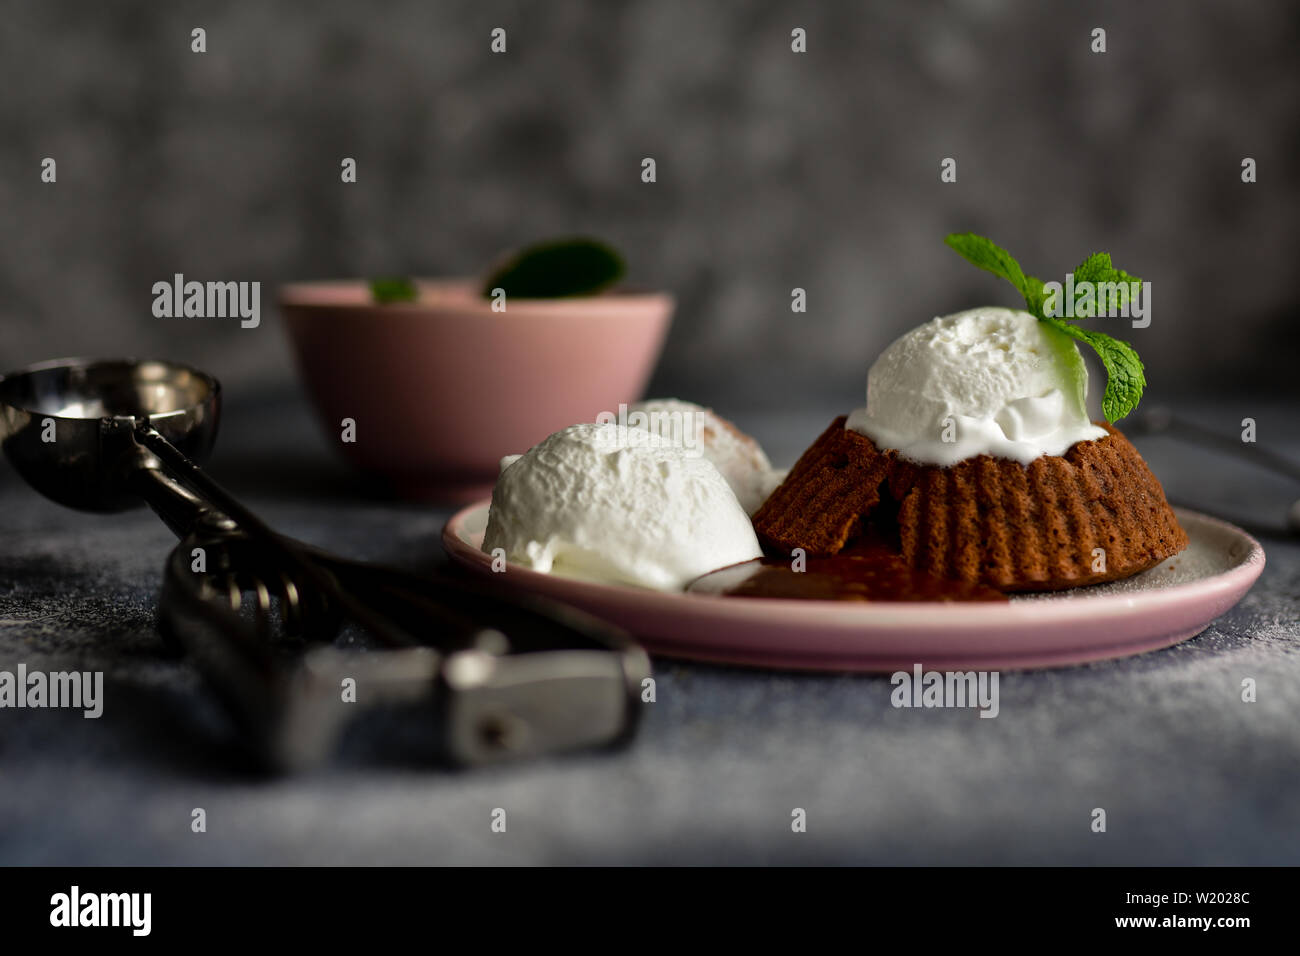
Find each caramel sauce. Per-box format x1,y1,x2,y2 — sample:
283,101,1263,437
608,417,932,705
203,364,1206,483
688,535,1006,603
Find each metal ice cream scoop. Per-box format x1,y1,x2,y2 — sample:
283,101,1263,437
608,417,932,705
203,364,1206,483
0,357,649,772
1125,406,1300,536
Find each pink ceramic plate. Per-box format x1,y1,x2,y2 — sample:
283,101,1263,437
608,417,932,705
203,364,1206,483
442,502,1265,672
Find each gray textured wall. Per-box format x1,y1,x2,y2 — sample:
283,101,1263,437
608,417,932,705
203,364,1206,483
1,0,1296,410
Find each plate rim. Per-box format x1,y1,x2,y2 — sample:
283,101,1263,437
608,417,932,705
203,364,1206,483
440,499,1266,626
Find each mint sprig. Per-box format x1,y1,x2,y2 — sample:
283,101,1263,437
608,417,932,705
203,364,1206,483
943,233,1147,422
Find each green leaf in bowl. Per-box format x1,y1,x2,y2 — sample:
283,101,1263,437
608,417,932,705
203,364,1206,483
370,277,418,304
482,238,625,299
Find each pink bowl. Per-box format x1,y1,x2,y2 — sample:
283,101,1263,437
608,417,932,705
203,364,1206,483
280,279,674,502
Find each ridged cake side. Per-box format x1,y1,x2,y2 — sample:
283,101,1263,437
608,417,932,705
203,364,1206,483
751,416,886,556
752,418,1189,591
892,424,1188,590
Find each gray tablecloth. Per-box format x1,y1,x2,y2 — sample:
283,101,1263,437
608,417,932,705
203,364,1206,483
1,390,1296,865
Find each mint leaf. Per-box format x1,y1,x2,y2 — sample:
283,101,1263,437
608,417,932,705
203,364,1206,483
1068,253,1141,320
1042,317,1146,421
370,277,417,304
1072,252,1140,288
1021,272,1047,319
482,237,625,299
1072,252,1111,285
944,233,1148,421
943,233,1040,310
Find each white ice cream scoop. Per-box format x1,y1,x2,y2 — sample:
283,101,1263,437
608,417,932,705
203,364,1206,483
846,306,1107,466
483,422,762,591
624,398,784,514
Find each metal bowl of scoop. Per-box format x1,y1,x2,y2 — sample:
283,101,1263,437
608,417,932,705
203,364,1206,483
0,357,220,513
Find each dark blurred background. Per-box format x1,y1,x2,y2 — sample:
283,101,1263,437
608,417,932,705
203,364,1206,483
1,0,1297,413
1,0,1298,869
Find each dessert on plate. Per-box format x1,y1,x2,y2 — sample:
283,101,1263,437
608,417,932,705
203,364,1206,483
480,234,1187,600
481,419,766,592
754,237,1188,591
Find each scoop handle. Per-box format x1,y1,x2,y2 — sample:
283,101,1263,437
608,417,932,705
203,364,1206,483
127,461,234,538
132,422,278,541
